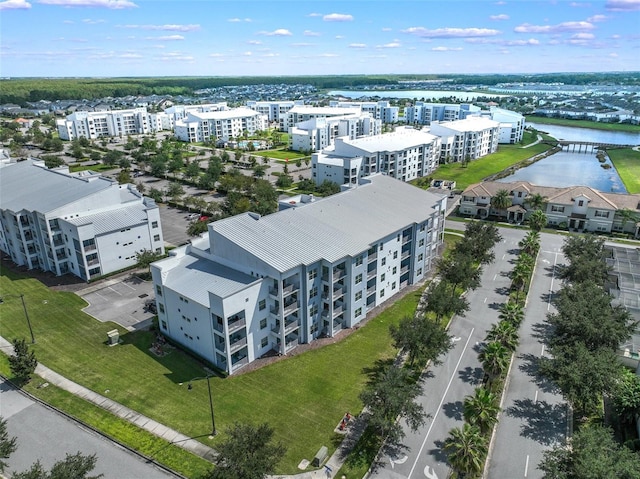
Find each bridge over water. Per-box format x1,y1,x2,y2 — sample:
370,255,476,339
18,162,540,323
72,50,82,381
545,140,637,152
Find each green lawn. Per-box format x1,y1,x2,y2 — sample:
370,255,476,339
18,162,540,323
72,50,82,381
0,267,421,474
69,163,115,173
607,148,640,194
430,142,553,190
252,149,306,161
526,115,640,133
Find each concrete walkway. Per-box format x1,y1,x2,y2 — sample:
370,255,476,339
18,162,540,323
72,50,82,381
0,335,365,478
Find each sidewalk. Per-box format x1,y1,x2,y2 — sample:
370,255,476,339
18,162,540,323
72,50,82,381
0,335,365,478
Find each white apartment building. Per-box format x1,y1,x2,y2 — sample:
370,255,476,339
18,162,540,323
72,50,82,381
173,108,268,143
404,102,480,125
0,160,164,280
282,106,360,133
57,108,153,140
151,174,446,375
479,107,525,144
429,117,500,163
290,113,381,152
245,100,303,125
163,103,229,128
329,101,399,123
312,127,441,186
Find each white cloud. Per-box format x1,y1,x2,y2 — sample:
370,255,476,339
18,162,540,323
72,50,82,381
259,29,293,36
307,12,322,17
304,30,321,36
402,27,501,38
606,0,640,10
228,17,252,22
609,52,619,57
247,40,262,45
0,0,31,9
323,13,353,22
348,43,367,48
572,32,595,39
122,24,199,32
37,0,137,8
490,14,509,20
569,1,590,6
149,35,185,41
466,37,540,46
587,14,607,22
381,27,392,32
514,21,594,33
82,18,105,24
319,53,338,57
209,53,225,57
158,52,194,62
377,42,401,48
291,42,314,47
119,52,142,58
335,35,344,39
242,51,252,56
431,46,463,51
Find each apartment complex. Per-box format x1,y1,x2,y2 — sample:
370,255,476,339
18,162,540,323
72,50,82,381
245,100,302,125
173,107,268,143
429,117,500,162
0,160,163,280
460,180,640,237
404,102,480,125
290,113,381,152
281,106,361,133
479,107,526,144
57,108,153,140
328,100,399,123
312,127,441,185
151,174,446,375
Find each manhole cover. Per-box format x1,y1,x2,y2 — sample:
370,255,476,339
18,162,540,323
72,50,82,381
138,294,149,298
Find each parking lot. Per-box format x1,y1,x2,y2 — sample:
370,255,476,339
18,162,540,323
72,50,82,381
80,275,155,331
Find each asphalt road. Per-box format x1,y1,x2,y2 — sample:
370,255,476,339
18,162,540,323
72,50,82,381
0,377,179,479
487,232,568,479
370,224,526,479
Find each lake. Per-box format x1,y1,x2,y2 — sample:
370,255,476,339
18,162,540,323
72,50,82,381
498,122,640,192
327,89,504,100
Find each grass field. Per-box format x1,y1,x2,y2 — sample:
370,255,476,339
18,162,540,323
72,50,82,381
69,163,115,173
430,141,553,190
0,267,421,474
607,148,640,194
253,148,306,161
526,115,640,133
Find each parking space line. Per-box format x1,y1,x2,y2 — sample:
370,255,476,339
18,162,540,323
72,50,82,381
108,286,122,296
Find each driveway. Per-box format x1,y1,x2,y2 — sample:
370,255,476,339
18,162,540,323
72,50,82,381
0,378,179,479
80,275,155,331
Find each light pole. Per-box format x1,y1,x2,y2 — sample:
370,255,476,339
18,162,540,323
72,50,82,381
185,375,216,437
0,294,35,344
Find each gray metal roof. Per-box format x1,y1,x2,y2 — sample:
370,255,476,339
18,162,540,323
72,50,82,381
336,128,439,154
0,160,113,214
65,205,149,236
163,254,257,305
212,174,445,272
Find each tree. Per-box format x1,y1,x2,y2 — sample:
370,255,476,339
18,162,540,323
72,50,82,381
485,320,519,352
202,422,285,479
0,417,17,474
612,367,640,425
102,149,124,167
360,363,427,449
42,155,65,169
490,189,511,218
275,174,293,188
424,280,469,323
616,208,640,234
12,452,102,479
9,338,37,382
528,209,548,232
389,315,452,367
116,169,131,185
135,249,163,276
518,231,540,256
498,301,524,327
184,159,201,181
510,253,535,298
539,424,640,479
187,219,209,237
463,387,500,435
456,221,502,265
147,187,163,204
149,157,167,178
479,341,510,386
526,192,546,211
252,164,267,179
165,182,185,203
559,235,608,284
437,252,482,300
444,424,487,478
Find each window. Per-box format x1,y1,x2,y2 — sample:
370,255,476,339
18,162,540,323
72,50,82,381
261,337,268,348
381,257,386,266
158,303,165,313
420,223,425,232
153,234,160,242
355,255,363,266
551,205,565,213
380,289,385,298
380,273,385,282
355,307,362,318
417,268,422,276
393,251,398,259
309,304,318,316
392,282,397,290
578,200,584,207
397,234,401,242
418,253,423,262
355,273,363,284
355,291,362,301
156,285,162,296
260,318,267,329
309,286,318,299
161,320,167,330
594,210,610,218
392,266,397,275
419,238,425,247
259,299,266,311
308,269,317,280
151,221,158,228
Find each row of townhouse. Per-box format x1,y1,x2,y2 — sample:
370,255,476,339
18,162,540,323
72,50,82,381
312,127,441,186
459,180,640,237
533,108,640,125
173,108,268,143
290,113,381,152
151,174,446,375
0,160,164,280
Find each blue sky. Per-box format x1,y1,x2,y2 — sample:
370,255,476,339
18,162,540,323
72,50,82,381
1,0,638,77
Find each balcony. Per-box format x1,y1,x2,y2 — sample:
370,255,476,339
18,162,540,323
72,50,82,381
332,318,343,334
401,250,411,260
87,258,99,266
401,265,410,275
285,338,299,352
332,269,346,281
332,286,345,300
332,304,344,318
367,269,377,280
214,340,226,353
84,243,97,252
284,317,300,335
402,235,411,245
231,356,249,372
283,300,299,316
229,336,247,353
227,317,246,334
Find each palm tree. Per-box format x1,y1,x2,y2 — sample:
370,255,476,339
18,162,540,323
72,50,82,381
479,341,510,386
616,208,640,235
490,189,511,219
253,164,267,179
444,423,488,478
485,320,519,352
518,231,540,256
525,193,546,211
510,253,534,299
498,301,524,327
463,387,500,435
528,209,548,233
